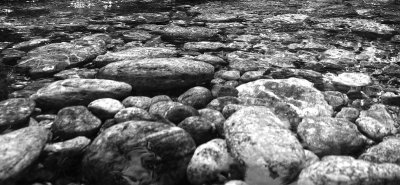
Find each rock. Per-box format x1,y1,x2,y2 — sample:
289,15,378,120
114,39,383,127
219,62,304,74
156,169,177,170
151,95,173,105
323,91,349,110
236,78,333,117
198,108,226,137
227,51,296,72
220,70,241,81
225,180,248,185
207,96,241,112
109,13,170,25
114,107,154,123
53,68,97,80
12,38,50,51
211,85,239,98
88,98,124,119
297,117,367,157
263,14,310,24
240,71,265,82
194,54,227,66
331,72,372,88
224,106,305,184
97,58,214,92
122,96,152,110
31,79,132,109
121,30,153,42
17,34,110,78
44,136,91,154
221,104,247,118
0,126,50,183
298,155,400,185
149,101,199,124
0,98,36,131
183,41,227,51
93,47,178,67
82,121,196,185
178,86,213,109
360,136,400,164
193,13,239,23
335,107,360,122
159,25,220,42
187,139,244,185
304,150,319,168
313,18,395,37
355,104,397,140
1,49,26,65
178,116,217,145
52,106,102,139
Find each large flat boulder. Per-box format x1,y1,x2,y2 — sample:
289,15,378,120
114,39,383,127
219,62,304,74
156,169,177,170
31,79,132,109
97,58,214,92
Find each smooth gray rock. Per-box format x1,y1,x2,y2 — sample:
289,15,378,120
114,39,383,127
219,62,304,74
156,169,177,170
0,98,36,131
97,58,214,92
31,79,132,109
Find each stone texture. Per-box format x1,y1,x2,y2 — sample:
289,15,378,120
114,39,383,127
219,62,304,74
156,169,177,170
31,79,132,109
178,86,213,109
0,98,36,131
97,58,214,92
359,136,400,164
88,98,124,119
236,78,333,117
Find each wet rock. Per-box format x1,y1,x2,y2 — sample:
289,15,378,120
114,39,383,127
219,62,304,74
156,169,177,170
335,107,360,122
53,68,97,80
356,104,397,140
12,38,50,51
114,107,154,123
52,106,102,139
297,117,367,157
187,139,244,185
194,14,239,23
150,95,172,105
194,54,227,66
31,79,132,109
211,85,239,98
359,136,400,164
97,58,214,92
93,47,178,67
110,13,170,24
331,72,372,89
159,25,220,42
121,30,152,42
149,101,199,124
227,51,296,72
313,18,395,37
298,155,400,185
178,86,213,109
178,116,217,145
198,108,225,136
207,96,241,112
263,14,309,24
240,71,265,82
183,41,227,51
1,48,25,65
44,136,90,154
88,98,124,120
0,98,36,131
225,180,248,185
82,121,196,185
0,126,50,183
122,96,152,110
323,91,349,110
224,106,305,185
220,70,241,81
236,78,333,117
17,34,110,78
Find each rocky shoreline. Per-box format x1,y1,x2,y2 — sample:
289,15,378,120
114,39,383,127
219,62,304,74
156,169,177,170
1,0,400,185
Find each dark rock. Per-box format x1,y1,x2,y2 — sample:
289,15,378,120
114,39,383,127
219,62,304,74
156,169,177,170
109,13,170,25
1,48,25,65
52,106,102,139
183,41,227,51
97,58,214,92
194,54,227,66
335,107,360,122
0,98,36,132
207,96,241,112
159,25,220,42
179,116,217,145
198,108,225,136
211,85,239,98
82,121,196,185
323,91,349,110
53,68,97,80
31,79,132,109
240,71,265,82
150,95,172,105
